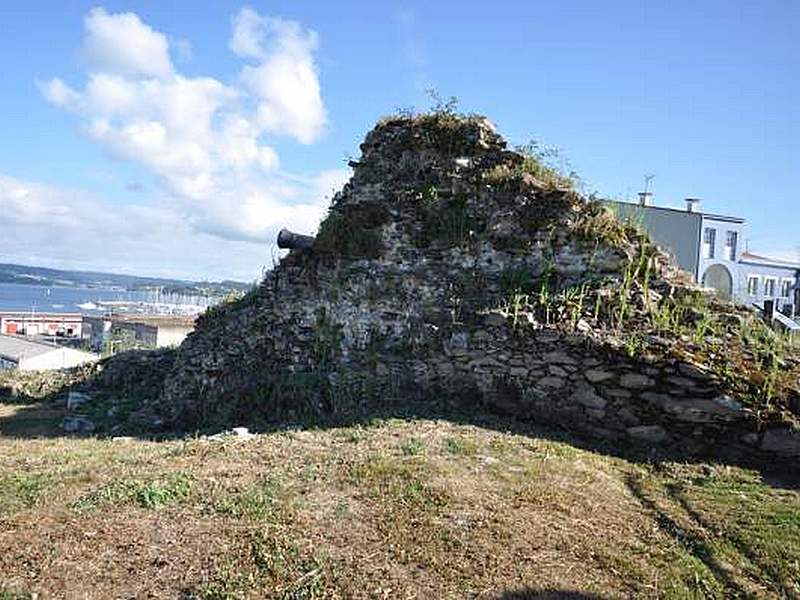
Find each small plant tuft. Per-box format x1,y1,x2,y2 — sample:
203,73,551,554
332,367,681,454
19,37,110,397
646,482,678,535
400,437,426,456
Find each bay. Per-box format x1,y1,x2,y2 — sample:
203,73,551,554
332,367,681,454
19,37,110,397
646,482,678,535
0,282,211,314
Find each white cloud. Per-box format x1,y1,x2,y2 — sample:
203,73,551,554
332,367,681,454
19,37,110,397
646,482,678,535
312,168,352,204
230,7,267,60
192,178,333,244
0,173,270,281
76,73,236,199
39,78,82,108
40,5,334,251
82,7,174,79
233,7,326,144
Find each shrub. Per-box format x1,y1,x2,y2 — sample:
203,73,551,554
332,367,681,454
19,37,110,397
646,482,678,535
315,210,384,259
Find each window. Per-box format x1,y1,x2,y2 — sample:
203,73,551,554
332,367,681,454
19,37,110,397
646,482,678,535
703,227,716,259
781,279,793,298
725,231,738,261
747,275,759,296
764,278,777,297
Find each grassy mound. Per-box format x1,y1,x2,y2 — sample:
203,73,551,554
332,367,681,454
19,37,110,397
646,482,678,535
0,404,797,598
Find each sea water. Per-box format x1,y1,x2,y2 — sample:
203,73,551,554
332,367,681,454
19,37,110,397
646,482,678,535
0,283,211,314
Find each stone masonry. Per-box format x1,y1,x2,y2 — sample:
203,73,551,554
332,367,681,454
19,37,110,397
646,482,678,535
157,113,800,463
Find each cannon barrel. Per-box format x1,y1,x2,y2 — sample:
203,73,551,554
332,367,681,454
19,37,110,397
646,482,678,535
277,228,315,251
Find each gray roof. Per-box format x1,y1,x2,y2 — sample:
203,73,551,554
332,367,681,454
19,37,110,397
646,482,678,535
740,252,800,270
0,334,63,362
606,199,746,224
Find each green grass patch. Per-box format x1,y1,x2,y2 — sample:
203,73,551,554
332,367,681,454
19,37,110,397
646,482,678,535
442,436,478,456
628,465,800,598
73,472,193,511
685,470,800,594
399,437,425,456
0,472,50,515
333,426,368,444
197,528,327,600
347,456,448,513
0,589,32,600
213,477,282,522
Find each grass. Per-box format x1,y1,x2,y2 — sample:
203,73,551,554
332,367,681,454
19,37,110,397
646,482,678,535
0,591,31,600
212,476,281,521
426,202,472,246
399,436,425,455
73,472,193,511
628,464,800,597
0,406,797,598
442,435,478,456
0,472,50,516
198,529,327,600
484,143,578,192
345,455,449,511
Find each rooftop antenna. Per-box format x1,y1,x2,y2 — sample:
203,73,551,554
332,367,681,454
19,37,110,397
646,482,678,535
638,173,655,206
643,173,655,195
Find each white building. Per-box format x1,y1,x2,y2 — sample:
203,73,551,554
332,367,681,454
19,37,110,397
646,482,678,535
0,312,85,338
84,314,196,351
0,334,98,371
608,196,799,319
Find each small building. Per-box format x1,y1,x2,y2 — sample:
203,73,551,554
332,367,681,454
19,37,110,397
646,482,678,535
607,196,799,318
737,252,800,316
85,314,196,351
0,312,85,338
0,334,98,371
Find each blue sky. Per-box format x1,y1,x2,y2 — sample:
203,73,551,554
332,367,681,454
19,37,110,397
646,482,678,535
0,1,797,281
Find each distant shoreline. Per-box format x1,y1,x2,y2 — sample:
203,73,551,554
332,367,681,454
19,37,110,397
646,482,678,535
0,263,248,296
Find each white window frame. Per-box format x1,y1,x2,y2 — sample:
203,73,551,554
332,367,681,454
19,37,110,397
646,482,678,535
781,278,794,299
764,277,777,298
747,275,759,296
724,231,737,261
703,227,716,259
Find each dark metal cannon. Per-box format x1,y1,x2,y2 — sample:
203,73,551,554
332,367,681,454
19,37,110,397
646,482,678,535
277,228,315,251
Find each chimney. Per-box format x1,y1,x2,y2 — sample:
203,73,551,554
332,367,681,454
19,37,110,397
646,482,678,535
685,198,701,213
638,192,653,207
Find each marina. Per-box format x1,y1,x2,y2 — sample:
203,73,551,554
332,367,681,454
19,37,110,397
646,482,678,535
0,283,217,316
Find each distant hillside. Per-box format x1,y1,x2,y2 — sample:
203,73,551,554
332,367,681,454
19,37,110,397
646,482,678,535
0,263,248,296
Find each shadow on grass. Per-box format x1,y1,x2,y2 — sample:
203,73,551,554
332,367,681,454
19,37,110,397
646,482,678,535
665,481,797,597
1,344,799,495
624,473,748,596
499,591,606,599
3,393,799,495
0,399,65,438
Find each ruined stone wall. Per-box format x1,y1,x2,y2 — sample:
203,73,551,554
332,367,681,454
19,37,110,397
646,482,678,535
159,114,800,462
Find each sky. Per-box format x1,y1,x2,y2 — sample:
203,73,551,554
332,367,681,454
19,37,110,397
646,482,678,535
0,1,797,282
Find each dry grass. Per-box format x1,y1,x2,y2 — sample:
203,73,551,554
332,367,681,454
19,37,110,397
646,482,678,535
0,402,798,599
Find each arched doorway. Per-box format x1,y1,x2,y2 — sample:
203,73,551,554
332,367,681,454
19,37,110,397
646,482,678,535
702,264,733,298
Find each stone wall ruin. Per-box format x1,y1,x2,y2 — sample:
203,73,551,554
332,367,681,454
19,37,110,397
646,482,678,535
155,113,800,463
